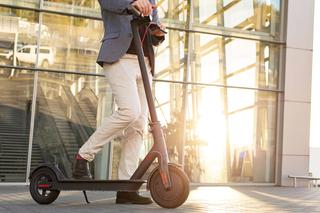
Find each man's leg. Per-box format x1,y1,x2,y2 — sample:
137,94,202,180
73,57,142,179
116,54,153,204
117,130,144,179
118,53,152,179
118,64,152,179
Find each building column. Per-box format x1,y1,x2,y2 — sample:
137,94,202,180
280,0,314,186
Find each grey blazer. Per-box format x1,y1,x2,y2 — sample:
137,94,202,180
97,0,160,69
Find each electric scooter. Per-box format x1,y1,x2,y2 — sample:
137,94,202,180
29,6,190,209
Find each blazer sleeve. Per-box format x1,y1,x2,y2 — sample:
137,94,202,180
98,0,133,15
149,0,160,24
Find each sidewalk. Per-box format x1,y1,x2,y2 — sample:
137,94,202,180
1,185,320,212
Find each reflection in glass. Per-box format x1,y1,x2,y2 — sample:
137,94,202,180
157,0,187,25
153,82,277,183
197,33,279,89
154,29,185,81
151,31,280,183
195,0,281,39
43,0,100,18
31,72,113,179
1,0,282,39
39,12,103,72
0,8,39,73
0,0,39,9
0,0,284,184
155,32,280,90
0,69,34,182
157,0,281,40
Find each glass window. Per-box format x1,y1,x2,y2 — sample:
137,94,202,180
193,0,281,40
154,29,186,81
0,7,39,67
157,0,281,41
0,68,35,182
31,72,113,180
0,7,38,182
0,1,284,184
157,0,187,26
43,0,100,18
35,48,51,54
40,49,50,54
39,12,103,71
151,81,277,183
20,47,31,53
0,0,39,9
155,32,280,90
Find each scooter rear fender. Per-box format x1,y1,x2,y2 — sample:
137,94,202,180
29,164,65,181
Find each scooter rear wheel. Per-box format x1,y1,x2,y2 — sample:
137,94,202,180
149,164,189,208
29,167,60,204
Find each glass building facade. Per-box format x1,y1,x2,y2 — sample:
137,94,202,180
0,0,284,183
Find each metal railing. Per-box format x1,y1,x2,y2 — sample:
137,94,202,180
0,64,284,93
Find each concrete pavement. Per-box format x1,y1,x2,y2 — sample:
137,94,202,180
1,185,320,212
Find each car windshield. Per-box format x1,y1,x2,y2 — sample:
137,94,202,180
36,48,50,54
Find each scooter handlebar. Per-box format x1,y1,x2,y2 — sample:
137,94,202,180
127,5,143,17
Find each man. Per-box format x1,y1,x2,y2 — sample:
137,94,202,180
72,0,165,205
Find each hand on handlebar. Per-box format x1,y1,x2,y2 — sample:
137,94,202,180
131,0,156,17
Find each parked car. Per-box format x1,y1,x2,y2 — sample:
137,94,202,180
3,45,55,68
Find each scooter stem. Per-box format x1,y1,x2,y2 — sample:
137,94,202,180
130,18,172,190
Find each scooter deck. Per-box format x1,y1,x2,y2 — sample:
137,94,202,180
51,179,146,191
31,164,146,192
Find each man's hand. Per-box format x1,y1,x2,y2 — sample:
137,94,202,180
131,0,156,16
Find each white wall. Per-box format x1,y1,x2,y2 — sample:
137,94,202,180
281,0,315,186
309,0,320,177
310,148,320,177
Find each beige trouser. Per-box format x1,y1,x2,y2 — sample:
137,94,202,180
79,54,152,179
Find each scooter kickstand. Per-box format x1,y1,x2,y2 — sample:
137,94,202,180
82,191,90,204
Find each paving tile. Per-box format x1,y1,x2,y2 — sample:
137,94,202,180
1,186,320,212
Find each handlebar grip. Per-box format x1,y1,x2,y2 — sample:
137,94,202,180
127,5,142,17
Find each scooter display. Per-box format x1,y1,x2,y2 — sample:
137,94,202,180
29,6,190,209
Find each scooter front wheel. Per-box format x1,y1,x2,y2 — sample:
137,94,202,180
149,164,190,208
29,167,60,204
